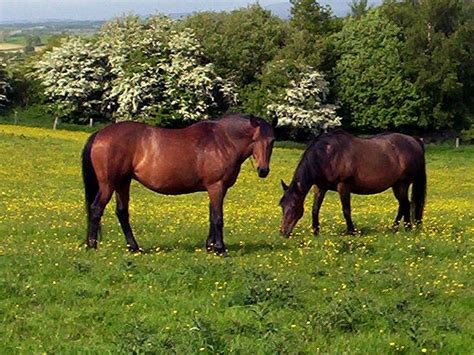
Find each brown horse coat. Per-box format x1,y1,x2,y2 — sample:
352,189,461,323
280,130,426,236
83,114,275,254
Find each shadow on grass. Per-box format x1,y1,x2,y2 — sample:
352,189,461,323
139,237,292,256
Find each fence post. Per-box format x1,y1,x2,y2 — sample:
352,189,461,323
53,116,58,130
455,137,460,148
89,118,93,127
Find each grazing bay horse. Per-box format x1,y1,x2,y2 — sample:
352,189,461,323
279,130,426,237
82,113,275,255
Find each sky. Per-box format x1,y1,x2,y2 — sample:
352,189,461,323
0,0,380,23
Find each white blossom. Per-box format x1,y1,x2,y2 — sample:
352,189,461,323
31,15,236,123
0,62,10,107
267,68,341,132
32,37,108,120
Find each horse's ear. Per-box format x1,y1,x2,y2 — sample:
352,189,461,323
281,179,289,191
271,116,278,128
250,116,259,128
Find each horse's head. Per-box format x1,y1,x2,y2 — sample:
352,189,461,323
249,116,275,178
279,180,304,237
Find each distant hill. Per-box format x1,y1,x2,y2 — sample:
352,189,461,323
168,1,356,21
265,1,383,18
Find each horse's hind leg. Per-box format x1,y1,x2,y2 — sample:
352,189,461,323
392,182,411,229
87,184,114,248
115,181,140,252
337,183,355,234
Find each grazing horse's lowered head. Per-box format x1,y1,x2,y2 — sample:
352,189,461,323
279,180,305,237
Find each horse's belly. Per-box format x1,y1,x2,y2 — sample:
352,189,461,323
135,168,204,195
351,176,398,195
139,178,205,195
351,185,390,195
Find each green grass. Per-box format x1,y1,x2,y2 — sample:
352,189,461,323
0,124,472,353
0,105,105,133
5,34,52,46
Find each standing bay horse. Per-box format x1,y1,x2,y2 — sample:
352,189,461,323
82,113,275,255
279,130,426,237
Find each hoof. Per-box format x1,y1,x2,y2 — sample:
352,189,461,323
215,249,229,257
86,241,97,249
344,229,358,236
313,227,320,236
128,245,142,253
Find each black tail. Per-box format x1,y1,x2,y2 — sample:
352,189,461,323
411,138,426,224
82,132,99,237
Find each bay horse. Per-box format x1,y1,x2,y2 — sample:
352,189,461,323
82,113,275,255
279,130,426,237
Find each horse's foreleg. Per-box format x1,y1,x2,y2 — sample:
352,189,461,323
87,184,113,249
115,181,140,252
337,183,355,234
206,203,216,252
312,187,326,235
392,182,411,229
207,183,227,256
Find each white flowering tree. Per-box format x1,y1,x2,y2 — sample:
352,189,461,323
0,62,10,107
32,15,236,124
32,37,109,121
267,69,341,132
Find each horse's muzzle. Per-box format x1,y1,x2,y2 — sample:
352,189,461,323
257,167,269,178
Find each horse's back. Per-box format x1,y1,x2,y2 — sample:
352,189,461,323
354,133,424,192
89,120,235,194
310,130,424,194
368,133,424,166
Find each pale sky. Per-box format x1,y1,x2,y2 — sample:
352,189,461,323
0,0,381,22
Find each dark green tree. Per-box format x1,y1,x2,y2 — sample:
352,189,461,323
382,0,474,129
290,0,333,34
334,9,424,129
183,5,287,87
253,0,341,117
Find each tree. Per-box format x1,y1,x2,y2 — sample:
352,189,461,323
99,15,235,123
0,62,10,107
334,9,424,129
32,37,109,122
349,0,370,17
382,0,474,129
267,68,341,132
290,0,333,35
32,15,236,124
183,5,287,87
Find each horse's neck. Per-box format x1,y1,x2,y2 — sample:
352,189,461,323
220,124,254,161
292,160,314,197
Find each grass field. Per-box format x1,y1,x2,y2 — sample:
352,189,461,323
4,34,52,46
0,42,24,52
0,124,472,353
